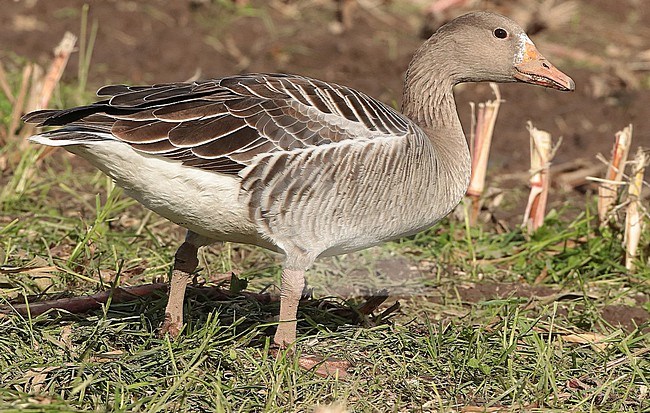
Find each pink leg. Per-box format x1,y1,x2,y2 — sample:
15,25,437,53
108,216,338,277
273,268,305,347
160,232,211,337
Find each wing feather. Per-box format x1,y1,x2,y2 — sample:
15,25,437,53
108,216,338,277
153,101,227,121
168,116,247,147
191,126,260,158
130,139,179,153
112,120,176,143
23,73,413,175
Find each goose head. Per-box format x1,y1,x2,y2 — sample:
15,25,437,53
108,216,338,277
412,11,575,92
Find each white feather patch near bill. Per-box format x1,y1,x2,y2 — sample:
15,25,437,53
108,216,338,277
515,33,535,64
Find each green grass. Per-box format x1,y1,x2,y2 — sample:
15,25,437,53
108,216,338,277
1,123,648,412
1,43,648,413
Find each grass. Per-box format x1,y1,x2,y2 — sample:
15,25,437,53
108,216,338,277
0,6,649,411
1,113,648,412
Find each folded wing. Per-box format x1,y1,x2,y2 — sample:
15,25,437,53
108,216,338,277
23,73,411,175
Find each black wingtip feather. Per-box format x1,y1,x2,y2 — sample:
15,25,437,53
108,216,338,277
21,109,61,125
25,106,108,127
22,101,125,127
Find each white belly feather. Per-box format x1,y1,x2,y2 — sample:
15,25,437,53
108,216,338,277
31,136,277,250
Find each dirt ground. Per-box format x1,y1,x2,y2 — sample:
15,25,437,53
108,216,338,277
4,0,649,174
3,0,649,327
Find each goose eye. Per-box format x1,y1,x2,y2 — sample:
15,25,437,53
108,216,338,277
493,28,508,39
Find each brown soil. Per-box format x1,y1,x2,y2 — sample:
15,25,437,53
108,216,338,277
2,0,649,329
453,281,649,333
5,1,649,161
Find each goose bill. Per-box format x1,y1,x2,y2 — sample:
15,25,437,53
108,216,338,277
514,42,575,92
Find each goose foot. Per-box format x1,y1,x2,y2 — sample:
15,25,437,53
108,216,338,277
296,354,351,378
160,313,182,338
270,348,351,378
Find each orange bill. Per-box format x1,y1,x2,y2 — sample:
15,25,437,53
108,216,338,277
514,40,575,92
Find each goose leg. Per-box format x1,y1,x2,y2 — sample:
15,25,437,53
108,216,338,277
160,231,212,338
273,268,305,347
271,266,351,377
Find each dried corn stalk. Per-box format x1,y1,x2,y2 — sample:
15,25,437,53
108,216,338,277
466,83,502,225
598,125,632,224
624,148,647,272
38,32,77,111
523,122,560,232
0,62,14,104
24,33,77,149
1,32,76,146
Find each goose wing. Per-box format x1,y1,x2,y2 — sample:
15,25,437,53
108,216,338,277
24,73,412,175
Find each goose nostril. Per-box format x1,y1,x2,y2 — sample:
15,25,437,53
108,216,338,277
542,62,550,69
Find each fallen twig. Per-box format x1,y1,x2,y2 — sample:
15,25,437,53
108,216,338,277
0,282,397,325
0,283,276,318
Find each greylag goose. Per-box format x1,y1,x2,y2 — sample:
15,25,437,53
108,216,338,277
23,11,574,347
